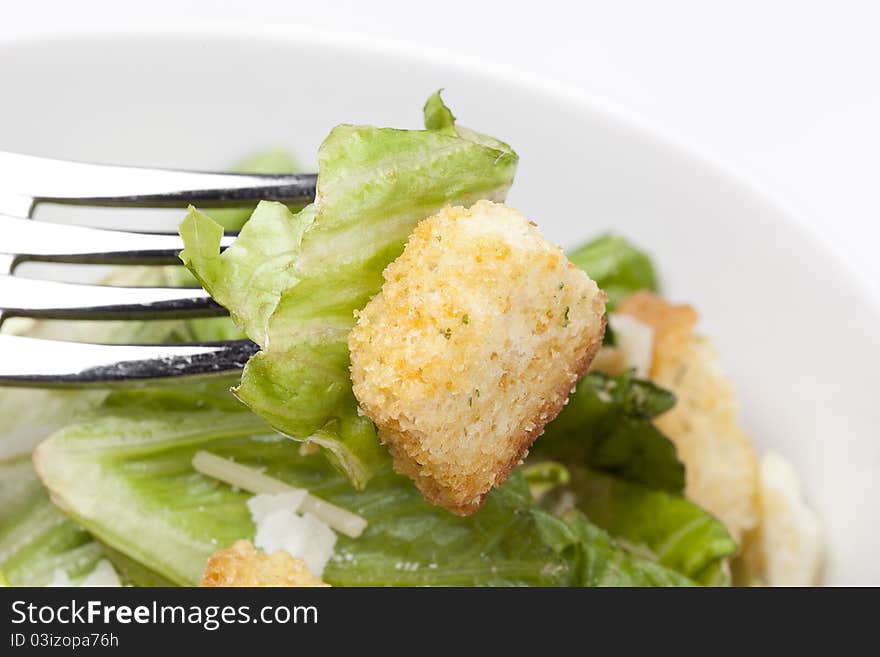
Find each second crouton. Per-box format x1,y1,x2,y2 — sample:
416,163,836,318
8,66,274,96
616,291,760,542
200,540,328,587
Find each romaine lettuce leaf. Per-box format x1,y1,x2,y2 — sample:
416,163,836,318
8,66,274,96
522,461,571,501
0,456,103,586
34,389,573,586
0,456,173,586
423,90,457,132
100,545,176,587
533,371,685,493
545,467,736,585
36,387,702,587
534,509,696,586
180,93,518,488
567,234,658,311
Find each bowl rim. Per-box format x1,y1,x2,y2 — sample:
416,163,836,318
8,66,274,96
3,23,879,318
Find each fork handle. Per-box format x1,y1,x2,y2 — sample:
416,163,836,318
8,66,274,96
0,151,316,208
0,335,258,387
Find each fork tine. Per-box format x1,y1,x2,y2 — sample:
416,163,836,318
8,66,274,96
0,151,303,387
0,334,258,387
0,151,317,208
0,275,224,320
1,213,233,266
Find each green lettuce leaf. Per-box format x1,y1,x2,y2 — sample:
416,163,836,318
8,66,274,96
180,93,518,488
423,90,457,132
545,467,736,585
0,456,103,586
522,461,571,501
34,389,573,587
36,388,699,587
534,509,695,586
567,234,658,311
0,456,172,586
99,544,176,587
533,371,685,493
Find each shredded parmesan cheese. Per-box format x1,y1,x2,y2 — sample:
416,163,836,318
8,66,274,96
247,494,336,576
608,313,654,377
590,313,655,378
192,451,367,538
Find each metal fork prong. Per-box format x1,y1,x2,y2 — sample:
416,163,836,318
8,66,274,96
0,275,225,321
0,334,258,387
0,151,317,208
1,213,233,266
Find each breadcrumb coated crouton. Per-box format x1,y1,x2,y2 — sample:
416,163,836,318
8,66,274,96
616,291,760,542
349,200,606,515
200,540,328,587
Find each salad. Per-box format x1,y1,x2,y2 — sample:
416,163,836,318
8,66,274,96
0,93,822,587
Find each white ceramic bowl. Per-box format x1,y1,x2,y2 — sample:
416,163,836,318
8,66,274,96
0,27,877,585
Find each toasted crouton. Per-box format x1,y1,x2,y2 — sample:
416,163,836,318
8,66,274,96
200,540,328,587
616,291,760,542
349,200,606,515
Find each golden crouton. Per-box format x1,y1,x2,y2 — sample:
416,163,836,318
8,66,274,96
617,291,760,542
200,540,327,587
349,200,606,515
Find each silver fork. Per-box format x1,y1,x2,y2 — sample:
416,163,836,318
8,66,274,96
0,150,317,387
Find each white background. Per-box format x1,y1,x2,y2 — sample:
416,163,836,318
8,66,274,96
2,0,879,294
